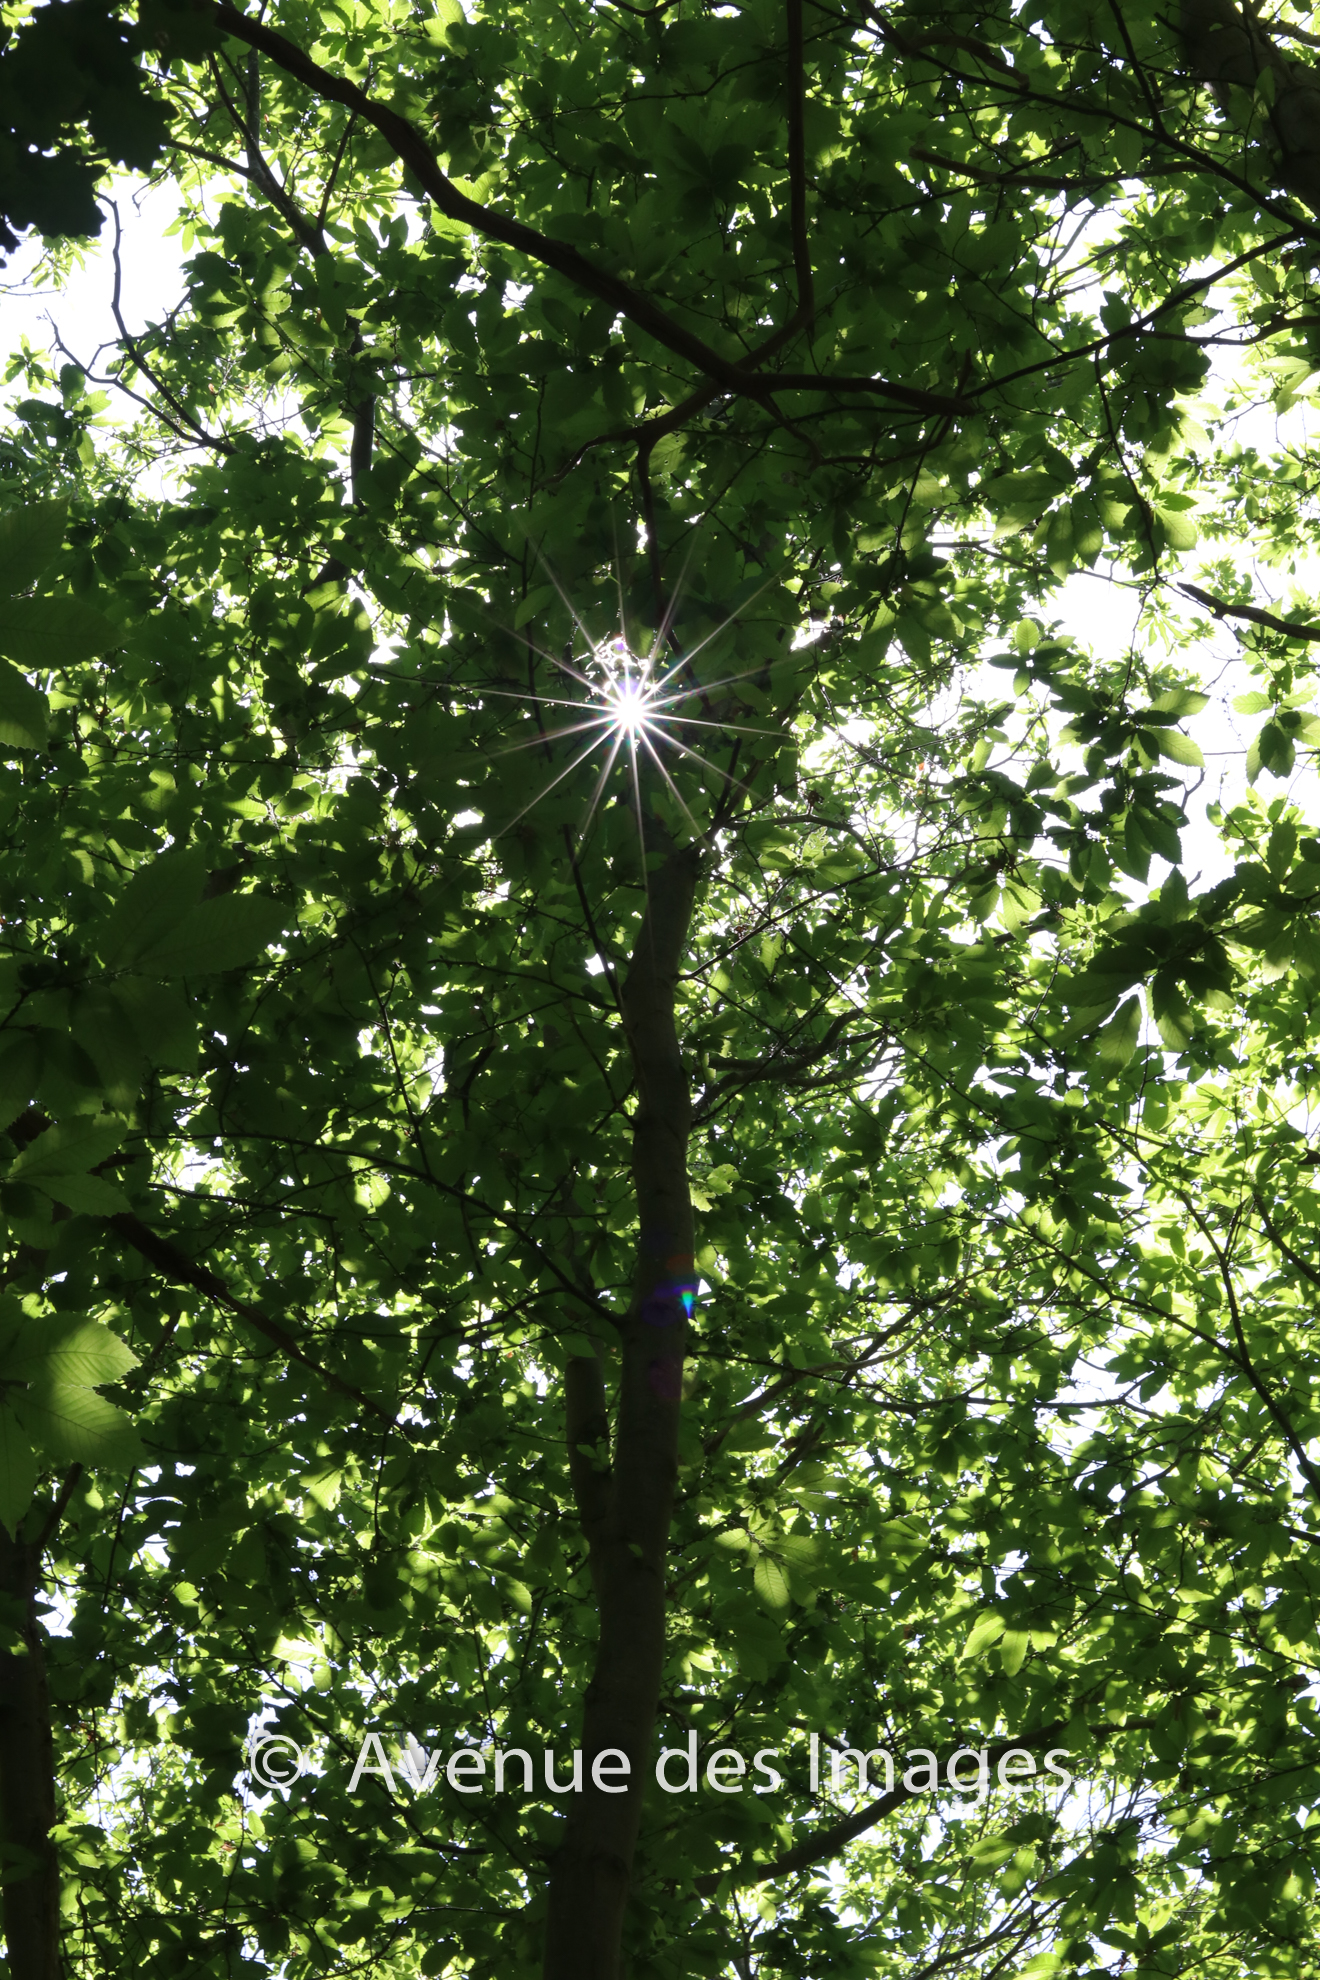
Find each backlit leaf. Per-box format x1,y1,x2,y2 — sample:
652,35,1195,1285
0,595,117,667
0,499,66,596
0,657,47,747
133,893,286,977
16,1383,142,1467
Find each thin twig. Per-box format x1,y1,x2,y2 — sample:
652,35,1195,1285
697,1719,1156,1891
786,0,814,326
35,1465,83,1554
108,1211,401,1430
909,145,1115,194
316,108,358,236
104,201,236,455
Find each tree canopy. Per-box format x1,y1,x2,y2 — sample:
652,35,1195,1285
4,3,1320,1978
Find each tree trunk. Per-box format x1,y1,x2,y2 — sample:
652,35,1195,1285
0,1525,61,1980
543,828,701,1980
1181,0,1320,211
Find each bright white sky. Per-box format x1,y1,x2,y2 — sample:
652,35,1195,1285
0,178,187,380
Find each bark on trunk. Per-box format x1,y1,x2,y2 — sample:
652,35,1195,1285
0,1526,61,1980
1181,0,1320,211
543,828,701,1980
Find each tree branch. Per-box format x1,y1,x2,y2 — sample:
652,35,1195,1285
235,48,329,255
1242,1197,1320,1501
105,200,236,455
909,144,1115,193
566,1348,613,1576
1181,0,1320,213
107,1212,399,1431
702,1720,1154,1892
1179,581,1320,641
212,3,968,418
786,0,814,328
968,229,1297,405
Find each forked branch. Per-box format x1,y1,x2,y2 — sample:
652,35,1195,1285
108,1212,400,1431
702,1718,1155,1892
211,3,967,418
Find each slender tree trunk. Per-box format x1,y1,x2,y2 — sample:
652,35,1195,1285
0,1525,61,1980
543,829,701,1980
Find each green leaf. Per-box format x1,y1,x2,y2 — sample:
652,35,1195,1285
0,1031,39,1131
0,1406,37,1536
0,501,67,596
1155,505,1198,551
0,1315,137,1387
1155,729,1204,767
968,1837,1017,1872
70,986,145,1111
1233,691,1272,714
0,658,48,748
1000,1627,1030,1675
93,849,209,969
110,977,197,1071
132,892,286,977
34,1172,131,1214
1249,721,1295,780
0,595,118,667
960,1611,1006,1659
305,1466,342,1510
1267,820,1298,878
44,1322,137,1388
1151,973,1195,1050
753,1553,792,1609
774,1532,818,1574
513,584,556,628
1121,811,1151,881
1096,994,1142,1068
1146,689,1210,717
15,1384,142,1467
7,1117,126,1182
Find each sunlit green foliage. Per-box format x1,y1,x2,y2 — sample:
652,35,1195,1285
3,2,1320,1977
